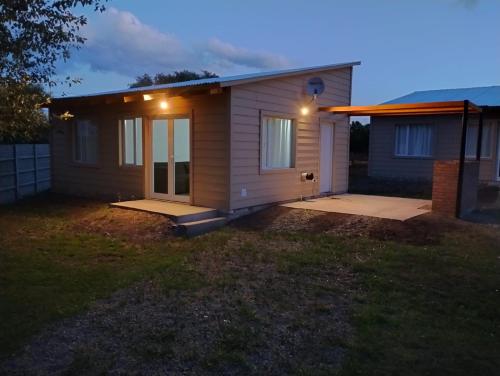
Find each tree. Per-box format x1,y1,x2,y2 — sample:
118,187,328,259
350,121,370,158
129,70,219,88
0,83,49,143
0,0,107,143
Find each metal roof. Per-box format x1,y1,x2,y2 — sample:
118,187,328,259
384,86,500,107
55,61,360,101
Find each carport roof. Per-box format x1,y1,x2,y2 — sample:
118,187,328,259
319,100,482,116
384,86,500,107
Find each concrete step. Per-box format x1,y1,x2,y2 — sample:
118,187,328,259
174,217,227,237
174,209,218,224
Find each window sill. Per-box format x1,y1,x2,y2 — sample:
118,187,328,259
120,164,144,169
465,156,492,161
392,155,434,160
260,167,296,175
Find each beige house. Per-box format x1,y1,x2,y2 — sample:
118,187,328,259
367,87,500,184
49,62,359,215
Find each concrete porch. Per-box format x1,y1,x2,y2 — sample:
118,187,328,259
110,199,226,236
282,194,432,221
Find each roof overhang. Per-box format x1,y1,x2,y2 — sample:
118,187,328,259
46,83,222,108
319,100,482,116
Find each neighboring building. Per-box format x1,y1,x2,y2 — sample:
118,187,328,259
48,62,359,214
368,86,500,184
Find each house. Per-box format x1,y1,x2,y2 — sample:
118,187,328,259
48,62,359,216
367,86,500,184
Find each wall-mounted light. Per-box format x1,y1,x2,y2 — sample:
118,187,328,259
301,106,310,116
160,100,168,109
143,94,153,101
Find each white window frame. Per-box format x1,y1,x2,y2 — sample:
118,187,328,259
260,115,296,171
394,124,433,158
74,119,98,164
465,123,493,159
120,117,143,166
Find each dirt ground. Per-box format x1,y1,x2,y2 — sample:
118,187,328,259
233,206,466,246
73,205,176,244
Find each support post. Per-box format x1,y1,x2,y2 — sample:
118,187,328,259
456,100,469,218
476,112,483,161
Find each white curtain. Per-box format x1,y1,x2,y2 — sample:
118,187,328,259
408,125,432,156
395,124,432,157
75,120,97,163
262,117,293,169
466,124,492,158
395,125,408,155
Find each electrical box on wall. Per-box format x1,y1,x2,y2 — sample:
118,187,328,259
240,188,247,197
300,172,315,182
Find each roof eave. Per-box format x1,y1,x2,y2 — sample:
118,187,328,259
46,82,222,108
220,61,361,87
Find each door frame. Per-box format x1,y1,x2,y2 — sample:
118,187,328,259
319,121,335,193
145,114,193,203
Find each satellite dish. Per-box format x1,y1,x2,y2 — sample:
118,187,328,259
306,77,325,96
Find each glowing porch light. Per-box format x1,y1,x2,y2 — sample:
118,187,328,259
143,94,153,101
160,100,168,109
300,106,310,115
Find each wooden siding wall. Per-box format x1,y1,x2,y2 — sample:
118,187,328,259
369,115,499,182
229,68,352,210
51,91,230,209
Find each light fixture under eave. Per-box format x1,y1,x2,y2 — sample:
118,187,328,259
160,100,168,109
301,106,310,116
143,94,153,101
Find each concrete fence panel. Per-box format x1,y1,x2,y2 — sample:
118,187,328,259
0,144,51,204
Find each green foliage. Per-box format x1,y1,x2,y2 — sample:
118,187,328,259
350,121,370,155
129,70,219,88
0,0,107,142
0,82,50,143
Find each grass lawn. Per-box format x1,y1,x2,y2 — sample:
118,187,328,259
0,195,499,375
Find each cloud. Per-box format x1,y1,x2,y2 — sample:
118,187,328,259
205,38,290,70
70,7,290,78
454,0,479,8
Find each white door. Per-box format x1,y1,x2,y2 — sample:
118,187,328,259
320,123,334,193
151,118,190,202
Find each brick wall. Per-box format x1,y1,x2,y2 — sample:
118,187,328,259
432,160,479,218
432,160,459,217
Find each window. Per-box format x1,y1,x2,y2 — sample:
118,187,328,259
395,124,433,157
121,118,143,166
465,123,492,158
261,116,295,169
74,120,98,164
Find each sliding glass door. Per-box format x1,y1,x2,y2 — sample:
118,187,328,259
151,118,190,201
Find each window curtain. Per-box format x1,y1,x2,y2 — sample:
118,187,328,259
408,125,432,156
466,124,492,158
395,124,432,157
263,117,293,169
75,120,97,163
395,125,408,155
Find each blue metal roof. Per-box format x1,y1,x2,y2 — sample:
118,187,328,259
57,61,360,100
384,86,500,107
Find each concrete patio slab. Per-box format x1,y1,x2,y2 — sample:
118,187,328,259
110,199,217,223
282,194,431,221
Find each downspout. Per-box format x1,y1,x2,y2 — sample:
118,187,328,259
456,100,469,218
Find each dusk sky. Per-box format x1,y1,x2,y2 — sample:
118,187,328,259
56,0,500,107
